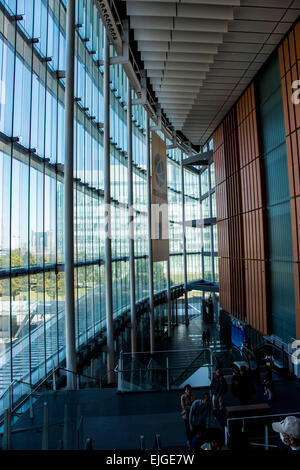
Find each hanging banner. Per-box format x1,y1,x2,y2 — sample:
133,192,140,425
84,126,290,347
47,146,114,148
151,132,169,262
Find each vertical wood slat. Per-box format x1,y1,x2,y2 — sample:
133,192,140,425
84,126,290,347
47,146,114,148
279,20,300,339
235,82,268,335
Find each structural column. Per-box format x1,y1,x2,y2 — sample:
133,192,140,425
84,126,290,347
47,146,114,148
199,172,205,283
104,32,114,383
146,116,155,353
64,0,77,390
127,78,137,355
208,165,215,282
166,258,172,337
181,152,189,326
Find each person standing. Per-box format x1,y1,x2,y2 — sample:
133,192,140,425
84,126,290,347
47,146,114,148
272,416,300,451
189,393,211,438
181,384,196,446
202,330,207,347
235,365,255,405
210,367,227,413
206,329,211,346
263,363,273,401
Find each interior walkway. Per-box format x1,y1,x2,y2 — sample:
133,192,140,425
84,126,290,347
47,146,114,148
3,304,300,450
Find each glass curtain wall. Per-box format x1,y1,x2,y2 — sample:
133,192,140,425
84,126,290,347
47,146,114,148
0,0,204,397
199,145,218,283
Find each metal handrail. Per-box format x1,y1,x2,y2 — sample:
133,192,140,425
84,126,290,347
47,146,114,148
227,411,300,427
121,347,213,355
0,419,65,436
226,411,300,436
227,345,253,371
0,366,103,426
254,341,294,358
225,411,300,450
0,368,57,423
59,367,101,384
0,379,32,402
117,364,214,374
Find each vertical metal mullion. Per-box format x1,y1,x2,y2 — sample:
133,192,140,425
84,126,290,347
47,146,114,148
208,164,215,282
199,172,205,281
181,152,189,326
55,0,61,367
103,32,114,384
42,2,49,379
64,0,77,389
9,12,18,407
27,3,36,387
146,116,155,353
127,79,136,355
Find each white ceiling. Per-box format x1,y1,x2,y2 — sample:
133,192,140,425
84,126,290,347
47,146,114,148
124,0,300,145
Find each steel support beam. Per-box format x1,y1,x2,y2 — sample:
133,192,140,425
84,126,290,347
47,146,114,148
208,165,215,283
127,78,137,355
146,116,155,354
199,172,205,286
181,151,189,326
104,32,114,384
166,259,172,337
64,0,76,390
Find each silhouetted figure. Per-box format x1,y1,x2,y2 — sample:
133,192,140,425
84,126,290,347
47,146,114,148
206,329,211,346
189,393,211,438
263,364,273,401
210,367,227,413
200,428,228,451
181,384,197,446
202,330,207,346
234,366,255,405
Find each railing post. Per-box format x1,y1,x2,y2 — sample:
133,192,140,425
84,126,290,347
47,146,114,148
155,434,161,450
140,435,145,450
85,438,93,450
224,425,228,447
52,361,56,391
91,358,96,380
3,409,12,450
99,358,102,389
265,424,269,450
42,402,49,450
77,416,83,450
57,440,64,450
117,358,123,392
63,404,71,451
29,394,34,419
166,356,170,391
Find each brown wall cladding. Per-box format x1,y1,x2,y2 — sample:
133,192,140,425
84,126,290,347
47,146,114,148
279,20,300,339
214,124,231,313
214,82,269,335
237,83,268,336
214,108,246,322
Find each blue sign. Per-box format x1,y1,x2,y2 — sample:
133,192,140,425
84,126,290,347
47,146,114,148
231,322,247,347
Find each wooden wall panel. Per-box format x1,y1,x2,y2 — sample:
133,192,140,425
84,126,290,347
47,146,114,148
214,107,246,322
236,82,268,336
214,79,269,335
279,19,300,339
